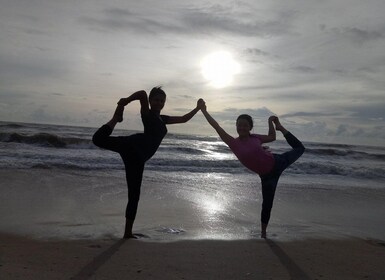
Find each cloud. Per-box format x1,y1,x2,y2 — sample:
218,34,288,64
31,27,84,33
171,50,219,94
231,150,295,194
287,119,385,146
78,4,295,38
212,107,276,123
342,27,385,43
0,54,69,84
79,8,180,35
335,124,348,136
104,8,135,17
50,92,65,97
328,123,385,140
29,106,87,125
175,94,195,100
330,26,385,45
288,65,317,73
244,48,272,57
346,103,385,120
281,102,385,121
181,5,295,38
280,111,339,118
1,0,384,146
242,47,280,64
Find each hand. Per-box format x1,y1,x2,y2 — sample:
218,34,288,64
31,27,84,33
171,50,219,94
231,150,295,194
268,115,278,122
197,98,206,110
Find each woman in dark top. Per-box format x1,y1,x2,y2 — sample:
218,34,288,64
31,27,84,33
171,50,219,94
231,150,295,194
93,87,203,238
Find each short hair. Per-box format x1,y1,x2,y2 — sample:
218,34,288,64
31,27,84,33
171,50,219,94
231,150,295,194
236,114,253,129
149,86,166,101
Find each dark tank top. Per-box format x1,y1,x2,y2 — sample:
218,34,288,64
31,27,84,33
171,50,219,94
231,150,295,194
128,110,169,162
141,110,169,160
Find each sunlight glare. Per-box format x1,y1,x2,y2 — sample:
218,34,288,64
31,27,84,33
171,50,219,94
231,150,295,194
201,51,241,88
201,198,224,217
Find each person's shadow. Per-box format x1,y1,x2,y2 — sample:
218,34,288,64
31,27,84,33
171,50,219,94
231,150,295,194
265,238,311,280
71,239,126,280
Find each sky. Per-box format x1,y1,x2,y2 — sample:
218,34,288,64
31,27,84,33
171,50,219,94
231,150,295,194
1,0,384,146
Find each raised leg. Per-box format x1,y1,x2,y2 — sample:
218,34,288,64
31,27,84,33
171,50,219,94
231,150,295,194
273,117,305,172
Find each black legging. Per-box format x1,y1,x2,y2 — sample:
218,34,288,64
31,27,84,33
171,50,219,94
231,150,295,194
260,132,305,225
92,125,144,220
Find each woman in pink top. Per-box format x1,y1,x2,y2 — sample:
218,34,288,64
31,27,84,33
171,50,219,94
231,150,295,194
200,101,305,238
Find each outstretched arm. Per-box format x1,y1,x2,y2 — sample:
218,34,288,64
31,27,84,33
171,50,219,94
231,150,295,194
258,116,276,143
201,103,234,145
166,99,204,124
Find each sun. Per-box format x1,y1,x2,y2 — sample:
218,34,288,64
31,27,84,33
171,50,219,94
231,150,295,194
201,51,241,88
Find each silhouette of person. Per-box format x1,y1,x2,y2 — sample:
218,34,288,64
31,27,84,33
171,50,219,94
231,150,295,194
93,87,203,238
200,100,305,238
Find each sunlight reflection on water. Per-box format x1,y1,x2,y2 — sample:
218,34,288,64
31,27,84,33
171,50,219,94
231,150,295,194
201,197,225,220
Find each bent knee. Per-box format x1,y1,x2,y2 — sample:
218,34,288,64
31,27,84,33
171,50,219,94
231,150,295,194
301,145,305,154
296,145,305,156
92,133,103,147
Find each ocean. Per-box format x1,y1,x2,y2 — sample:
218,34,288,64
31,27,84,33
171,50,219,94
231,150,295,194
1,121,384,241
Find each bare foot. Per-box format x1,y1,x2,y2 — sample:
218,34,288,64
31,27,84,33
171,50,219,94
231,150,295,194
261,223,267,239
273,118,283,130
123,234,138,239
273,117,288,134
123,219,135,239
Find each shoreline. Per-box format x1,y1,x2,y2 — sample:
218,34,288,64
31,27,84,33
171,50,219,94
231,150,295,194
1,232,384,279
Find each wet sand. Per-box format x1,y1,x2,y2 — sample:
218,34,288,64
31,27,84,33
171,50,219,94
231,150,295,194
2,169,385,241
1,169,385,279
1,233,384,280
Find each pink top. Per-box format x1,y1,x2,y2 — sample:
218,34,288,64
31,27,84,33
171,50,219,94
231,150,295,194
228,134,275,175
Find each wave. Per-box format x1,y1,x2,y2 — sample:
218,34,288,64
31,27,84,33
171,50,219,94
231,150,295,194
16,156,383,180
305,147,385,161
158,146,207,156
0,132,94,149
1,131,384,162
0,123,26,129
2,149,384,181
147,159,385,179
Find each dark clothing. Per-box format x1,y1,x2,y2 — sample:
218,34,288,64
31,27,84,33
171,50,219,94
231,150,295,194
259,132,305,225
92,111,169,220
141,111,169,161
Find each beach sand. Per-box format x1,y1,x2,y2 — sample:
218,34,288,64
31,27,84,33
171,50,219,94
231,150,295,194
1,233,385,280
1,169,385,279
